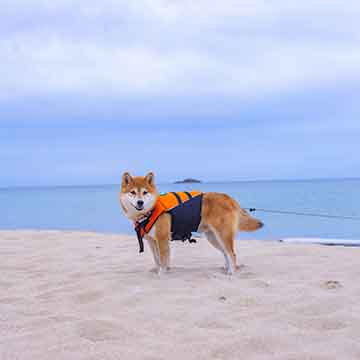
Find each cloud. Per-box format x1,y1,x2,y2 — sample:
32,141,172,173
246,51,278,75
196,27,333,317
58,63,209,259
1,1,360,101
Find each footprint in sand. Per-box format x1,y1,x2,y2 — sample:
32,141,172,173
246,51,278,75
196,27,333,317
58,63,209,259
292,302,340,317
290,317,347,331
196,318,232,330
240,270,257,279
251,279,270,288
212,339,271,358
74,290,103,304
78,319,128,342
237,265,258,279
321,280,342,290
0,296,24,304
36,284,80,300
0,281,14,289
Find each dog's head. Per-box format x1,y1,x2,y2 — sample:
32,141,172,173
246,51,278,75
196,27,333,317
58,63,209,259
119,172,159,219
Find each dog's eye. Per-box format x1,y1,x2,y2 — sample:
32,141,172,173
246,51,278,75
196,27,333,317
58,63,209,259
130,190,136,196
143,190,148,195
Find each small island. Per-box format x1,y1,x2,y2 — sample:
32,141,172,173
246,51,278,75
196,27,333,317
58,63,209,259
174,178,202,184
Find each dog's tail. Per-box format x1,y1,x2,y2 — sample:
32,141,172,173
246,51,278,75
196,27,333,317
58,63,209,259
238,208,264,232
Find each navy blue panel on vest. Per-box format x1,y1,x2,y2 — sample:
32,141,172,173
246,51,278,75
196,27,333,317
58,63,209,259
168,194,203,240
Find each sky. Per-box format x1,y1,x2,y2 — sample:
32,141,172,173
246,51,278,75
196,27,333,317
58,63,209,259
1,1,360,187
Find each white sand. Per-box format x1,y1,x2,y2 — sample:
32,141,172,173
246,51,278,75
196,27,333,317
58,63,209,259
1,230,360,360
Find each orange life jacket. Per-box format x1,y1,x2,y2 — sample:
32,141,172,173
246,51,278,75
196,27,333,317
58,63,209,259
134,191,202,253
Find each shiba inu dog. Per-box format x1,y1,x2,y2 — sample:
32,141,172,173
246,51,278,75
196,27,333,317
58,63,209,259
119,172,263,275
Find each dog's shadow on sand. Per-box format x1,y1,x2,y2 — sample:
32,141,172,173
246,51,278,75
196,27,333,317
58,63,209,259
117,264,256,280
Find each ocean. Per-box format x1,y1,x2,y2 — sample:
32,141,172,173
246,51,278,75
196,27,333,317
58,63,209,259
0,179,359,240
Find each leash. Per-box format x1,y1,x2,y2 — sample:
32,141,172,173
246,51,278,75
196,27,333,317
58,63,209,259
245,208,360,221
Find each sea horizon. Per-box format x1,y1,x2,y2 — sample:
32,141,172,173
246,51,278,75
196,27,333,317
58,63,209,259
1,175,359,191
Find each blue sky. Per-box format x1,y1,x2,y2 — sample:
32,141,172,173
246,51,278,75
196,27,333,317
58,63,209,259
1,1,360,186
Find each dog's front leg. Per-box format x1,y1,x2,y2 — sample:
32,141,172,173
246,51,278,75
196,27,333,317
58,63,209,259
154,214,171,275
156,237,170,274
145,235,160,271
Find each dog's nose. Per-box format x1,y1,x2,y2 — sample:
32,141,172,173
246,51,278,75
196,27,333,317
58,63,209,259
137,200,144,208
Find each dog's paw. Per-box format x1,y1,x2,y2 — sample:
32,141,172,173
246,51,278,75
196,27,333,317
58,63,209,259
226,269,234,276
149,266,169,276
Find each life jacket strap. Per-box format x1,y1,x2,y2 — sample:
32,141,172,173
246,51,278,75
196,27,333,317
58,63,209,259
171,192,183,205
134,210,153,253
135,224,145,253
184,191,192,200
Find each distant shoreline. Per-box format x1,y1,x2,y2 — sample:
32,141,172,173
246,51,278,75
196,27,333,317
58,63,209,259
174,178,202,184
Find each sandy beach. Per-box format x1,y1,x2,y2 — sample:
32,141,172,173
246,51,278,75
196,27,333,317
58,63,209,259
1,230,360,360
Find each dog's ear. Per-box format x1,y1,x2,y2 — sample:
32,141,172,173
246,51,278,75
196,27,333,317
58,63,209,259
122,172,133,187
145,172,155,186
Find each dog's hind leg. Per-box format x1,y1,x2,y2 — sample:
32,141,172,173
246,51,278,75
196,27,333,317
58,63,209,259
205,230,222,252
205,230,228,271
206,229,236,274
218,229,238,274
209,225,238,275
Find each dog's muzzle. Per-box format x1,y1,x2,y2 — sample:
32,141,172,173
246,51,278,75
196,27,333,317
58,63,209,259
136,200,144,211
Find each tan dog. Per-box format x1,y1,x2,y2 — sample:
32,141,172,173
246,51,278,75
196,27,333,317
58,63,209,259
119,172,263,274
